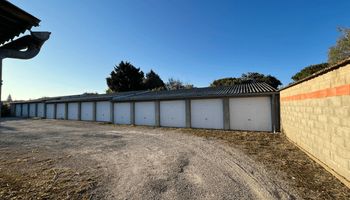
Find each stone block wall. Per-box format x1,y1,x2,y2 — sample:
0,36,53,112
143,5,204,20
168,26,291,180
280,62,350,187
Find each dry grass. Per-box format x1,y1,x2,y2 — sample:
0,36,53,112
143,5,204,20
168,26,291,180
0,148,102,200
182,129,350,200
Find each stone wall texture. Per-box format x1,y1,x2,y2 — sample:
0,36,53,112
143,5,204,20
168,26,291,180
280,62,350,187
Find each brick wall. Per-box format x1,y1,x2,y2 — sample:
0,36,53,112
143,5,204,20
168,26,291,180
280,62,350,187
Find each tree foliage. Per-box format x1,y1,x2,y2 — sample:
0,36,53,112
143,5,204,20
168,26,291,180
291,63,329,82
210,72,282,89
328,28,350,65
165,78,194,90
106,61,144,92
143,70,165,90
1,104,10,117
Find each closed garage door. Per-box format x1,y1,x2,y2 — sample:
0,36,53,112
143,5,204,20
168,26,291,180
114,103,131,124
22,104,29,117
15,104,21,117
29,103,36,117
56,103,66,119
37,103,45,118
191,99,223,129
46,104,55,119
160,100,186,127
230,97,271,131
68,103,79,120
135,102,155,126
96,101,111,122
81,102,94,121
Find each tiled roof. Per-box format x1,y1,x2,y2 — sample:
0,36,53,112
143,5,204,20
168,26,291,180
0,1,40,45
113,82,277,102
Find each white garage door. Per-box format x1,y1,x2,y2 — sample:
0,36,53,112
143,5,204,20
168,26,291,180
81,102,94,121
37,103,45,118
191,99,223,129
114,103,131,124
160,100,186,127
56,103,66,119
29,103,36,117
46,104,55,119
135,102,156,126
68,103,79,120
96,101,111,122
22,104,29,117
230,97,272,131
15,104,22,117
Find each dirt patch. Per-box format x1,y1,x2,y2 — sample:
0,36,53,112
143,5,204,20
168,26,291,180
181,129,350,200
0,147,104,200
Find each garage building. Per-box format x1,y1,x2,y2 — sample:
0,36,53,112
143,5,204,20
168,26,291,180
10,83,279,132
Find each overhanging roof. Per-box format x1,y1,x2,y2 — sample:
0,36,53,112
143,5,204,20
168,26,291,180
0,1,40,45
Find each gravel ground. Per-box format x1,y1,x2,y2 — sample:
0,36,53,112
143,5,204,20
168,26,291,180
0,119,348,199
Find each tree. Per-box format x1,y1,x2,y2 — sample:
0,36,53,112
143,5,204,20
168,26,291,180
6,94,12,102
291,63,329,82
143,70,165,90
106,61,144,92
210,78,242,87
106,88,113,94
328,28,350,65
165,78,194,90
210,72,282,89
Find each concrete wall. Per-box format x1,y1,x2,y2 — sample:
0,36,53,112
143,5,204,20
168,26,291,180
280,63,350,187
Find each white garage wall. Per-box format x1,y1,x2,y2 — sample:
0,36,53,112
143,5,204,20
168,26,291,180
81,102,94,121
29,103,36,117
160,100,186,127
37,103,45,118
230,97,272,131
56,103,66,119
46,104,55,119
96,101,111,122
15,104,21,117
191,99,224,129
114,102,131,124
68,103,79,120
22,104,29,117
135,102,156,126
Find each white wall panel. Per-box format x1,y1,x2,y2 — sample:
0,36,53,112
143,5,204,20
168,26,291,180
15,104,21,117
135,102,156,126
68,103,79,120
230,97,272,131
160,100,186,127
114,102,131,124
46,104,55,119
191,99,224,129
96,101,111,122
22,104,29,117
56,103,66,119
81,102,94,121
29,103,36,117
37,103,45,118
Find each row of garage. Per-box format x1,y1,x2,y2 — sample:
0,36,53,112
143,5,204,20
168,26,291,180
11,83,280,132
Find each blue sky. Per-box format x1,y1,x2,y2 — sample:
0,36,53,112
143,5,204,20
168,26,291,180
3,0,350,100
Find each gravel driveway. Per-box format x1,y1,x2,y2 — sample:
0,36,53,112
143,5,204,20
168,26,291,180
0,119,305,199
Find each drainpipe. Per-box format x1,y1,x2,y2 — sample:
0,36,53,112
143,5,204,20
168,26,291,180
0,32,50,118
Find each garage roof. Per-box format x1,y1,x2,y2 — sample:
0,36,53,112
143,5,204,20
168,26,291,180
45,91,145,103
0,1,40,45
113,82,277,102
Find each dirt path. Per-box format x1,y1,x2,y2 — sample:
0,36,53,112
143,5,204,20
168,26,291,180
0,119,340,199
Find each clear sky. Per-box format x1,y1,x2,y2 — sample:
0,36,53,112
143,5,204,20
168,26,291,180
3,0,350,100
